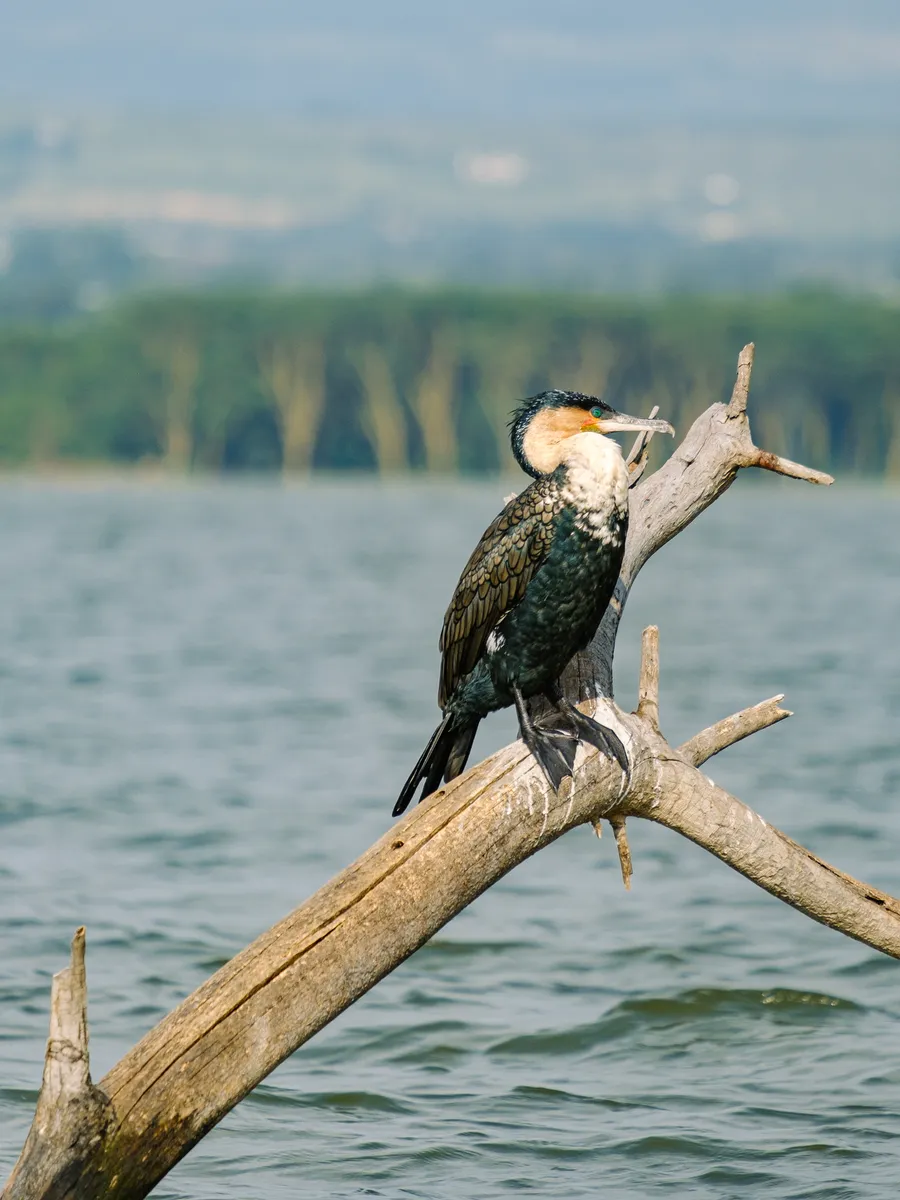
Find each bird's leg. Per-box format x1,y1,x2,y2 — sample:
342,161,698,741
542,682,630,779
512,685,576,791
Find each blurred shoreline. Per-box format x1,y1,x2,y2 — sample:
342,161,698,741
0,465,894,493
1,287,898,479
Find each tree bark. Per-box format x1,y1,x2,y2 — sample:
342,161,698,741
144,334,200,473
409,328,458,472
350,343,408,472
258,340,326,472
12,345,893,1200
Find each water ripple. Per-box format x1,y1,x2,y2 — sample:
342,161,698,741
3,482,900,1198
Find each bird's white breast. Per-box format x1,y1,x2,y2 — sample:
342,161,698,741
560,433,629,543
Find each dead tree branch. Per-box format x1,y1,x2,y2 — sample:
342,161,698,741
635,624,661,731
625,404,661,486
679,694,792,767
9,344,889,1200
3,930,111,1200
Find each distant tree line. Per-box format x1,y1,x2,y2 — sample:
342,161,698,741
1,288,899,476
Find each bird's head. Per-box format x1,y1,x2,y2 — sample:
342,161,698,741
510,390,674,479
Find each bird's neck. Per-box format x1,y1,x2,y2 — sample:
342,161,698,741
559,433,629,533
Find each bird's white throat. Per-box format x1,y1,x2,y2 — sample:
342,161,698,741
560,433,628,540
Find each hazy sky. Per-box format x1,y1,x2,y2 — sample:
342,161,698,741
3,0,900,122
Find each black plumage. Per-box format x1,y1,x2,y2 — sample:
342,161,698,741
438,476,558,710
394,390,673,816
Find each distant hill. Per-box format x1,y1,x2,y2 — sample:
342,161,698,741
3,2,900,305
1,109,899,310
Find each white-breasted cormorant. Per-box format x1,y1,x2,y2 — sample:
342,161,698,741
393,390,674,816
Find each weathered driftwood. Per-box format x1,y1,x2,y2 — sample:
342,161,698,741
3,930,112,1199
8,344,899,1200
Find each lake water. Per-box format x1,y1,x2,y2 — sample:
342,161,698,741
1,477,900,1199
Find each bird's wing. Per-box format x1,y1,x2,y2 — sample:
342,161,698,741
438,476,561,707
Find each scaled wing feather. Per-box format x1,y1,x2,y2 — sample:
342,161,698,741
438,477,560,707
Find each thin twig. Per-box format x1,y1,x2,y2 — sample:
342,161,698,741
636,625,660,731
727,343,755,414
678,695,792,767
724,343,831,485
608,815,633,890
626,404,661,487
754,450,834,486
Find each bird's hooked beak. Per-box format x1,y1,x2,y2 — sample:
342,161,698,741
586,410,675,437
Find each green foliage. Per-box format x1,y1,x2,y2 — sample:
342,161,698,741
0,287,898,475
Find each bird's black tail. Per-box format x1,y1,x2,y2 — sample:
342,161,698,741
393,715,479,817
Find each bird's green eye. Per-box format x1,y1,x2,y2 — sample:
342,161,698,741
590,406,603,418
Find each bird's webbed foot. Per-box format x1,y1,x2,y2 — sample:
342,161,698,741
543,685,630,780
512,687,577,791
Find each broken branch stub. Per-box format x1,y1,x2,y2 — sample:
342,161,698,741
10,344,897,1200
4,930,111,1200
635,624,660,732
